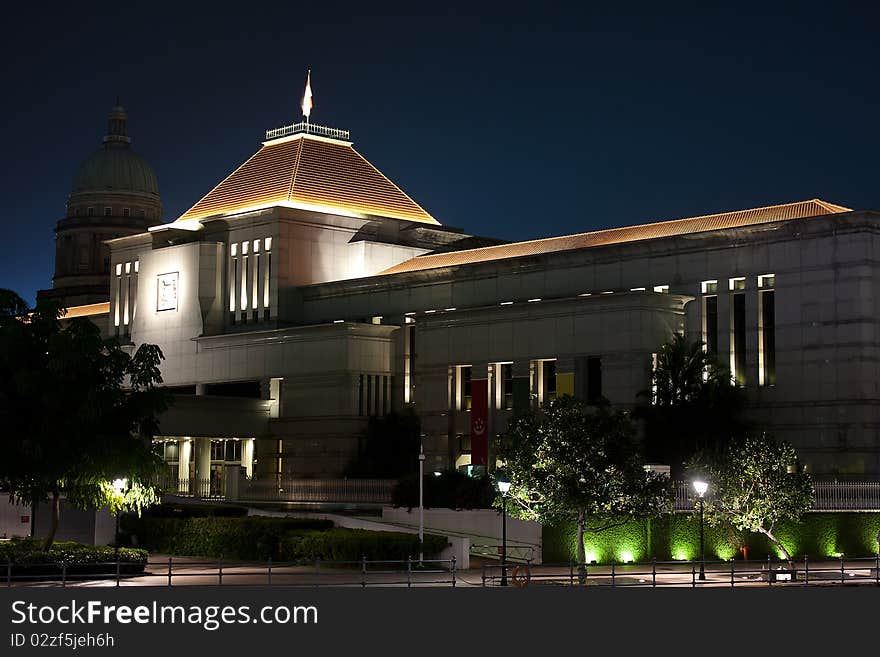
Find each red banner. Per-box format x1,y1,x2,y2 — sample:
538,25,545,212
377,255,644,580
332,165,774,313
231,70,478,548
470,379,488,466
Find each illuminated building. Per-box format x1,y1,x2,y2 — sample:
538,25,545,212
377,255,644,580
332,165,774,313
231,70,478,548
53,108,880,481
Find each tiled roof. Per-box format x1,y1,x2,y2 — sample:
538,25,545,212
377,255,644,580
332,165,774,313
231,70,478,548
177,134,438,224
378,199,851,275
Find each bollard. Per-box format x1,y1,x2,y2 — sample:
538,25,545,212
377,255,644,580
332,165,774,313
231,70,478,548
451,556,456,588
268,557,272,586
6,559,11,588
730,559,735,589
361,555,367,588
218,557,223,586
840,555,844,585
611,562,616,588
407,556,412,588
691,561,695,588
652,559,656,588
804,555,809,586
167,557,173,587
569,561,574,587
767,556,772,587
116,553,121,587
481,564,486,587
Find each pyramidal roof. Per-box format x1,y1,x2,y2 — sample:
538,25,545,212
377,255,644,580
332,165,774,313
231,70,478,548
378,199,851,275
177,126,438,224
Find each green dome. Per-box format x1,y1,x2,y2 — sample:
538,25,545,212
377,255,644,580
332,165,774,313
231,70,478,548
72,145,160,196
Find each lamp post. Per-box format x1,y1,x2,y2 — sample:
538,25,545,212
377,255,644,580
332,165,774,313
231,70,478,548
693,480,708,581
497,476,511,586
418,440,425,564
112,478,128,549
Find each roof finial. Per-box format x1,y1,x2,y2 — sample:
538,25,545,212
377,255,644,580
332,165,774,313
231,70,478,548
301,69,313,125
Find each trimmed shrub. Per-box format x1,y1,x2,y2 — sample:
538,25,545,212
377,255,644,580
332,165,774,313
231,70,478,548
143,503,248,518
122,516,450,562
280,529,448,562
543,512,880,563
0,538,148,576
121,516,333,560
392,470,495,509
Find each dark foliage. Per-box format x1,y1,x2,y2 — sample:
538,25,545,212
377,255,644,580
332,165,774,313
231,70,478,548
392,470,495,510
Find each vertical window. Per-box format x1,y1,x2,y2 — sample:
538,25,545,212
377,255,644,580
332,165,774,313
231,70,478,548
87,207,94,217
263,238,272,320
759,274,776,386
542,360,557,403
405,322,416,404
459,366,473,411
114,263,121,333
366,376,373,417
587,356,603,403
241,241,249,314
229,243,238,322
104,207,112,216
252,240,260,321
701,280,718,359
729,278,746,385
123,207,130,217
501,363,513,410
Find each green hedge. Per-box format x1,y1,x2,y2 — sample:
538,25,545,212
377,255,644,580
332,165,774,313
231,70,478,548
543,513,880,563
122,516,449,562
142,503,249,518
281,529,448,562
0,539,148,575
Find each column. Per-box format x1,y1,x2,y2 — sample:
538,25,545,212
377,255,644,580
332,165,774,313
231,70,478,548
178,439,191,494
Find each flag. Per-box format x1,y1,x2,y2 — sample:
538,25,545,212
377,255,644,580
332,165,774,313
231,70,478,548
470,379,489,466
301,70,313,119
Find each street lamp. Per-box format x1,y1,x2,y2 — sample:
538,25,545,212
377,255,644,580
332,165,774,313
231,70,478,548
418,439,425,564
497,476,511,587
693,479,708,581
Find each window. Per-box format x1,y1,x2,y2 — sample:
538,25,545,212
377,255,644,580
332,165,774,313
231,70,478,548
730,278,746,385
459,366,473,411
702,280,718,359
87,207,94,217
358,375,364,416
500,363,513,410
542,360,557,403
123,208,130,217
759,274,776,385
587,357,603,403
653,285,669,294
104,207,112,216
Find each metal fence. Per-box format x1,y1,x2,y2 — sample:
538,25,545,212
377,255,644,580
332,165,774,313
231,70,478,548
481,555,880,588
674,479,880,512
240,478,395,504
5,555,457,588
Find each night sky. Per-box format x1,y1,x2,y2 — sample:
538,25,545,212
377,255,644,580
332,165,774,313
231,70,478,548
2,2,878,304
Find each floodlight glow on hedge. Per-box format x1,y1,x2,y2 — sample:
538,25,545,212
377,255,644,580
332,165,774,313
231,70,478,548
112,478,128,494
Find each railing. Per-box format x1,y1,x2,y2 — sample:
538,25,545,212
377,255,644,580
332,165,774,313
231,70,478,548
674,479,880,512
265,122,350,141
5,556,456,588
154,476,224,499
481,555,880,588
240,478,395,504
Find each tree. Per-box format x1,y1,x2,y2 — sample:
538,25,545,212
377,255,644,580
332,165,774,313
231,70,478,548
0,290,168,549
344,408,421,478
497,396,671,576
693,434,813,564
634,332,748,474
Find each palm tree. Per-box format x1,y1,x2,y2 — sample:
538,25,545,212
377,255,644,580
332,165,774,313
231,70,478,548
636,333,747,475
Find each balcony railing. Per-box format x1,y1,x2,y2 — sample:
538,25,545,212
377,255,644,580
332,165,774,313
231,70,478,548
265,122,350,141
674,478,880,512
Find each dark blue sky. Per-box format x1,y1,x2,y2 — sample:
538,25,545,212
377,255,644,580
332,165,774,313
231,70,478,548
2,2,878,304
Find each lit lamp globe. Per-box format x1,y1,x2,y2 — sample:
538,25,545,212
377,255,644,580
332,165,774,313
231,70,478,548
498,480,512,494
693,480,708,498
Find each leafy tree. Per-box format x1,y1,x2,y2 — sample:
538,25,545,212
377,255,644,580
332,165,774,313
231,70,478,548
345,408,421,478
497,396,671,576
634,332,748,474
0,290,168,549
692,434,813,564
